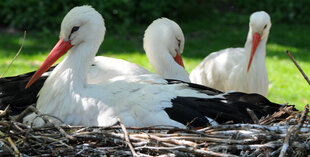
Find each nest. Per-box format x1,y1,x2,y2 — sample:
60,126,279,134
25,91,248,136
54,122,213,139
1,31,309,157
0,105,309,157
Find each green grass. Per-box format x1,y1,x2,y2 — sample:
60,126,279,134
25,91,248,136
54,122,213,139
0,15,309,111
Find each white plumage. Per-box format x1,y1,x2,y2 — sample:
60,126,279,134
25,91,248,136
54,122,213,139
0,7,288,128
87,56,150,84
144,18,190,82
23,6,218,127
81,17,190,84
21,7,283,129
190,11,271,96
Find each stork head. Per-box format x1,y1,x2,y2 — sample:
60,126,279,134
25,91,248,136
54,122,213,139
143,18,185,68
26,6,105,88
247,11,271,72
60,5,106,47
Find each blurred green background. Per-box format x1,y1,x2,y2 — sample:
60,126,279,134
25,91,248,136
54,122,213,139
0,0,309,110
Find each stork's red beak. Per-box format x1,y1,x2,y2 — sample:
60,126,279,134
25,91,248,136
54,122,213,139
173,53,185,68
25,38,72,88
247,32,261,72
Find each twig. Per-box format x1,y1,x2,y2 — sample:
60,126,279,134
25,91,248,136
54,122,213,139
118,119,138,157
293,104,309,137
0,130,5,137
201,123,287,133
0,104,10,118
134,134,257,145
136,145,237,157
0,106,308,156
0,31,26,78
286,50,310,85
31,135,72,149
279,105,308,157
28,106,75,141
246,108,260,124
259,106,295,125
0,139,15,155
12,105,36,122
270,147,282,156
6,137,21,157
279,126,294,157
249,148,263,157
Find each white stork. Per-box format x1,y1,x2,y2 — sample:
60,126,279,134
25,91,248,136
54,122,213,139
20,6,282,127
0,17,190,114
144,18,190,82
190,11,271,97
89,17,190,83
88,17,191,83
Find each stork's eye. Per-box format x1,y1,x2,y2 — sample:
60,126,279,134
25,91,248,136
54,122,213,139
263,24,267,29
71,26,80,34
177,38,181,47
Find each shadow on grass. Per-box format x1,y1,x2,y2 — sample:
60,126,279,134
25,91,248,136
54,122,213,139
0,22,309,63
0,32,58,56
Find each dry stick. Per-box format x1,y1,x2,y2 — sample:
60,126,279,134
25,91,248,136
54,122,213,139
293,104,309,137
208,141,283,152
286,50,310,85
11,121,24,132
279,105,309,157
279,126,294,157
118,119,138,157
249,148,264,157
259,106,294,125
31,135,72,149
1,106,308,156
135,145,238,157
28,106,75,141
0,105,10,118
136,134,257,145
0,130,5,137
0,139,16,155
0,31,26,78
147,134,197,147
12,105,35,122
270,147,282,156
246,108,260,124
6,137,21,157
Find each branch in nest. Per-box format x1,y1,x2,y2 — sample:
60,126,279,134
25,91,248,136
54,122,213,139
0,103,308,156
6,136,21,156
246,108,260,124
12,105,36,122
293,104,309,136
286,50,310,85
23,106,75,141
279,104,309,157
0,105,10,119
117,119,138,157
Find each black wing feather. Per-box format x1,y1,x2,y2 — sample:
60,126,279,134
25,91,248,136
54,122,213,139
0,66,54,115
166,92,288,128
166,79,223,95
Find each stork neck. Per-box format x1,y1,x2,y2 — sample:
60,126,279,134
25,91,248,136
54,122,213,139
146,46,190,82
53,42,98,88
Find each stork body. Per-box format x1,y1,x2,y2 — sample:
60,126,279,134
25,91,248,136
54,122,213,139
87,56,151,84
0,56,151,115
89,17,192,83
0,18,188,113
22,6,208,127
25,38,204,127
1,7,282,127
190,11,271,96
